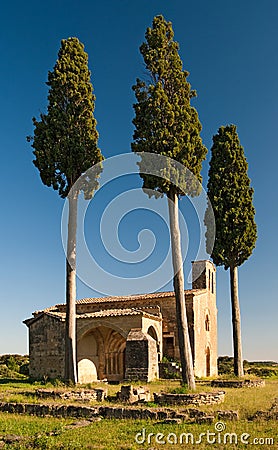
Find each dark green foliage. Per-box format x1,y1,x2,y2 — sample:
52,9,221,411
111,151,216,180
131,15,206,390
29,37,103,198
0,354,29,378
28,37,103,384
131,15,207,196
206,125,257,269
217,356,235,375
218,356,278,379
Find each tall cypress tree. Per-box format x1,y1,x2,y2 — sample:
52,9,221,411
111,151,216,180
205,124,257,376
28,37,103,383
132,16,207,389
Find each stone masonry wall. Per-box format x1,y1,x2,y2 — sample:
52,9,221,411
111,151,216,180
75,295,195,364
28,315,65,379
125,329,158,381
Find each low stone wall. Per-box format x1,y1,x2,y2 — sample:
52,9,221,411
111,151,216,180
0,401,238,422
0,402,99,418
211,379,265,389
153,391,225,406
35,388,107,402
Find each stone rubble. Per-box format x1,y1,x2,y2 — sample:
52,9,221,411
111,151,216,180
211,379,265,388
116,385,151,403
249,398,278,421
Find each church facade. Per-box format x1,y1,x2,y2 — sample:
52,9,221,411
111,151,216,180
24,260,217,382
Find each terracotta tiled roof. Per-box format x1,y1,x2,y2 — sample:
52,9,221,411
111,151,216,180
32,307,161,322
76,308,161,320
27,288,207,323
53,288,206,308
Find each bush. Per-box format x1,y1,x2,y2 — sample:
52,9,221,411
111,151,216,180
218,356,278,379
0,354,29,378
245,367,278,379
218,356,234,375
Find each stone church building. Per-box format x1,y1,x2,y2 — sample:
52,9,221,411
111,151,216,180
24,260,217,382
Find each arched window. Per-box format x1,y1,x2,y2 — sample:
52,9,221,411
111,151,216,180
208,269,211,290
205,314,210,332
147,326,158,342
211,271,214,293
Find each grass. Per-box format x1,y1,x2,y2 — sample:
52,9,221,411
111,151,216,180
0,415,277,449
0,378,277,415
0,378,277,448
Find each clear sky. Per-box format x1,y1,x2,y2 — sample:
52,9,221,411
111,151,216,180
0,0,277,361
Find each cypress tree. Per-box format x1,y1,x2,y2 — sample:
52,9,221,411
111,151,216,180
132,15,207,389
28,37,103,383
205,124,257,376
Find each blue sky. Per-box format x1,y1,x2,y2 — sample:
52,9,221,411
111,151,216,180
0,0,277,361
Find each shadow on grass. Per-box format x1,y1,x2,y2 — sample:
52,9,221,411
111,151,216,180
0,377,32,385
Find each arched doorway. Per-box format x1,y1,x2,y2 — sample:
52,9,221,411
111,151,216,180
77,330,100,383
147,325,160,361
206,346,211,377
77,326,127,382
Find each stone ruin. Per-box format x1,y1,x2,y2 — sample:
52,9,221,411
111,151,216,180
35,388,107,402
153,390,225,406
116,385,151,403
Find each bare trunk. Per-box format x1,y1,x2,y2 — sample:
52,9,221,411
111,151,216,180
230,266,244,377
65,190,78,384
167,187,196,390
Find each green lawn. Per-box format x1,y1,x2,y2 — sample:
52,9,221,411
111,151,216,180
0,378,277,449
0,414,277,449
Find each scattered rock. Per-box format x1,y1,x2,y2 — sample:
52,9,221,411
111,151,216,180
249,398,278,421
64,419,93,429
159,418,182,424
3,434,25,444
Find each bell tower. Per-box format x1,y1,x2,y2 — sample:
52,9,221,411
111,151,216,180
191,260,217,377
192,260,216,294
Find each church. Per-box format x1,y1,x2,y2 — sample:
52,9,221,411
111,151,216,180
24,260,217,382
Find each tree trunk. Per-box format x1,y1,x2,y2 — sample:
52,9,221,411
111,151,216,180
230,266,244,377
64,190,78,384
167,187,196,390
